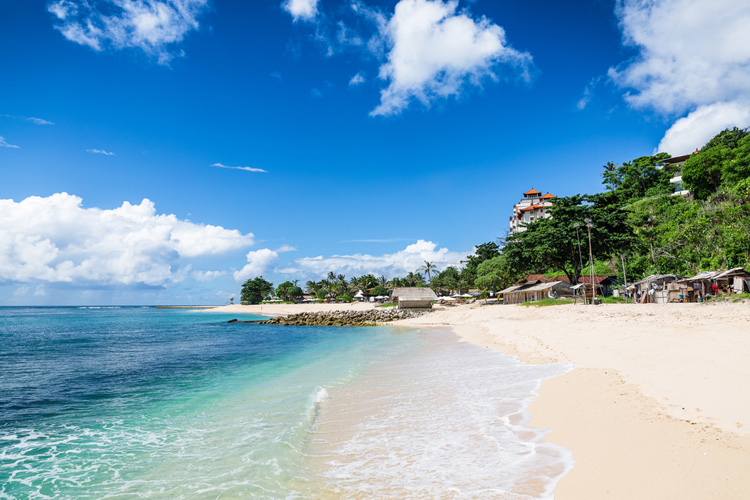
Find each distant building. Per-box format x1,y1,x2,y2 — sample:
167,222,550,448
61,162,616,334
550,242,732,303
509,189,557,234
659,154,691,196
390,287,438,309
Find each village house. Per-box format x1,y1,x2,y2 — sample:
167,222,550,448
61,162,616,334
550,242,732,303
509,189,557,234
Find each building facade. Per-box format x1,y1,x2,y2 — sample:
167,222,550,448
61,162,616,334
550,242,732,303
509,188,557,234
659,153,691,196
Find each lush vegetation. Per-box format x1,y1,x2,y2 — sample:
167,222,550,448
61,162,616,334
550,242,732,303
239,128,750,302
495,127,750,284
240,276,274,304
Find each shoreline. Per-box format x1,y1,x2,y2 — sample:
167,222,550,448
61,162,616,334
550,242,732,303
213,301,750,498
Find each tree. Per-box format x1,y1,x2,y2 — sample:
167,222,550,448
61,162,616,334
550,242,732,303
602,153,671,202
504,195,631,284
287,285,304,301
462,241,500,287
371,285,388,297
276,281,297,301
229,296,234,305
240,276,274,305
419,261,435,282
475,255,515,292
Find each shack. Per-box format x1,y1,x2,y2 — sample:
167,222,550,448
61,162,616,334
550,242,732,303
632,274,683,303
677,268,750,301
714,268,750,294
390,287,438,309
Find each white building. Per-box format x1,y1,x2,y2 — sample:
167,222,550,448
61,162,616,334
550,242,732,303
658,153,691,196
509,188,557,234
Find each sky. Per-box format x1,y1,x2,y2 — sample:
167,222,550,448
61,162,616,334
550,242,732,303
2,0,750,305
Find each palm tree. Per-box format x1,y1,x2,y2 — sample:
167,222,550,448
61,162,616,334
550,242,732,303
378,275,388,287
419,261,435,282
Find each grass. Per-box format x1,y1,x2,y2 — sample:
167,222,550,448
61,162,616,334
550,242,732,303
599,296,628,304
520,298,575,307
709,293,750,303
377,302,398,308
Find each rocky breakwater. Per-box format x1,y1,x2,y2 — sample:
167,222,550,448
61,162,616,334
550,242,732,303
227,308,430,327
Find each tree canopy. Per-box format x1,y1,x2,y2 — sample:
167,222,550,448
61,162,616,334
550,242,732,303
240,276,274,305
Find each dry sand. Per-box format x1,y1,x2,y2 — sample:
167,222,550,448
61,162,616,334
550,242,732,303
215,301,750,499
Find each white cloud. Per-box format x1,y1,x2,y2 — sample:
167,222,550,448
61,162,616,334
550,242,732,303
26,117,54,125
232,245,297,282
610,0,750,116
286,239,469,278
1,114,54,125
656,101,750,155
87,148,115,156
0,193,254,286
234,248,280,282
349,71,366,86
283,0,319,22
0,136,20,149
48,0,210,64
370,0,531,116
192,269,228,282
211,162,268,173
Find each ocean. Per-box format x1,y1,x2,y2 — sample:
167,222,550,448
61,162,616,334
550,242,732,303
0,307,572,499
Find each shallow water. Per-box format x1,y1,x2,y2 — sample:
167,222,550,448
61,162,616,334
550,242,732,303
0,307,572,499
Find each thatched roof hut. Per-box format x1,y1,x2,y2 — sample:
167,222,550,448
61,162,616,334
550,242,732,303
391,287,438,309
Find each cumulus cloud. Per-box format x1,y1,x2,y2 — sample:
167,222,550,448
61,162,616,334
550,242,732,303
285,239,469,278
233,245,296,282
610,0,750,115
349,71,366,86
192,269,228,282
283,0,319,22
87,148,115,156
234,249,280,282
370,0,532,116
0,193,254,286
47,0,210,64
656,102,750,155
211,162,268,173
0,136,20,149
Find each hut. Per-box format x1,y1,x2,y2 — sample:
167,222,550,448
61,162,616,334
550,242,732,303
714,268,750,294
390,287,438,309
632,274,683,303
499,281,573,305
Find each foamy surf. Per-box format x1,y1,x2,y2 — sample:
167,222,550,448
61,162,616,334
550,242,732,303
304,328,573,499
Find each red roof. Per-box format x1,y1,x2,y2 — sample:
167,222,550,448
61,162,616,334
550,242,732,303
520,204,544,211
524,188,542,195
550,275,571,283
540,193,557,199
578,276,613,284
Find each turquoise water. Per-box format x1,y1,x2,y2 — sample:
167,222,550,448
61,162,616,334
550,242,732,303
0,307,572,499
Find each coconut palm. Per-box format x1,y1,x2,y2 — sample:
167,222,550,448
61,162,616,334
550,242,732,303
419,261,435,282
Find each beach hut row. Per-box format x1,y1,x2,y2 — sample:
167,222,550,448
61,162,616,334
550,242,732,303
627,268,750,303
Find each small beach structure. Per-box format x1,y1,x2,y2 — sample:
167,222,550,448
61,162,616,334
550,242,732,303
675,268,750,301
390,287,438,309
631,274,683,303
499,281,573,305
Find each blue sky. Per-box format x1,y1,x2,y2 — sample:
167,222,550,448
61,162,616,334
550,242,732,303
2,0,749,305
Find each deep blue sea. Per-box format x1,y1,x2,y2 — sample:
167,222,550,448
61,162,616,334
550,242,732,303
0,307,572,499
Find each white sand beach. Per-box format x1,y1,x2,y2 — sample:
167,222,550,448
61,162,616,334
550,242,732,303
214,301,750,499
